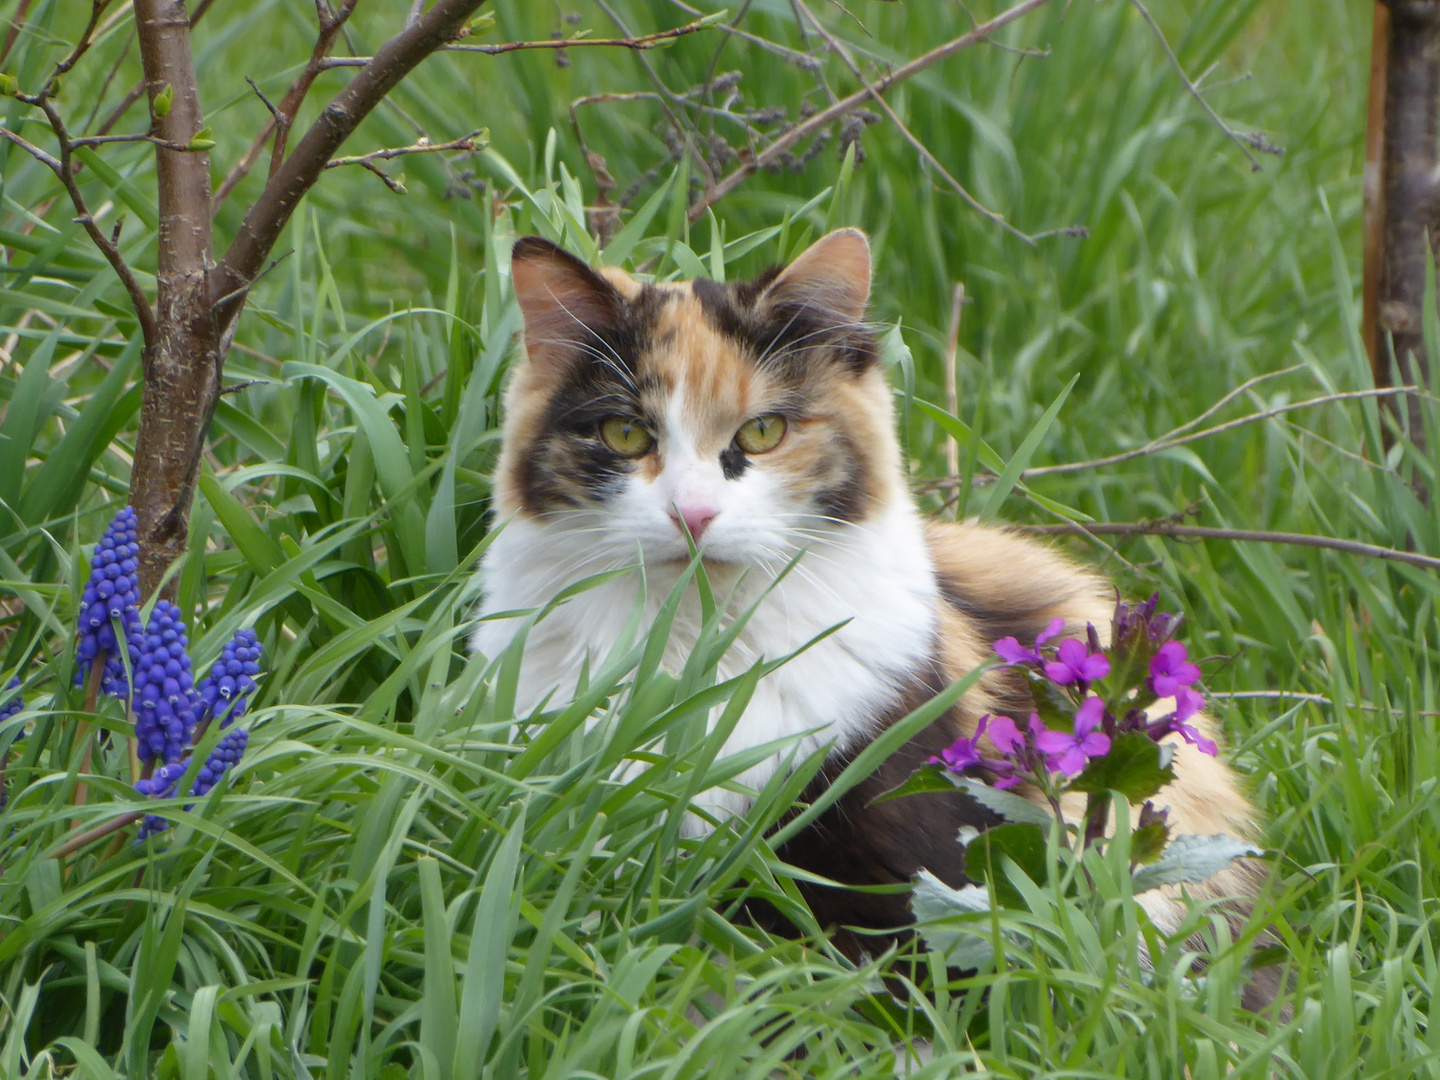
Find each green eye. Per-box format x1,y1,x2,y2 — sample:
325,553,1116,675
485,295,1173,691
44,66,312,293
599,416,654,457
735,414,787,454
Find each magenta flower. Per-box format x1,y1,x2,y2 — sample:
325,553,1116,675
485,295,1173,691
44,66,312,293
1149,641,1201,697
1044,637,1111,685
987,713,1027,756
1175,721,1218,757
1035,696,1111,776
994,617,1066,665
931,715,989,772
931,715,1024,789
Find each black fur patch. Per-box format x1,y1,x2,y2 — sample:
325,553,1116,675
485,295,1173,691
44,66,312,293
692,272,877,379
719,444,749,481
746,646,1001,962
812,431,871,523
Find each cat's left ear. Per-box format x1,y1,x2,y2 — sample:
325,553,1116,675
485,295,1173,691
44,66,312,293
763,228,871,323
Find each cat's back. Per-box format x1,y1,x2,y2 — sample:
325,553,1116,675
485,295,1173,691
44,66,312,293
923,518,1113,651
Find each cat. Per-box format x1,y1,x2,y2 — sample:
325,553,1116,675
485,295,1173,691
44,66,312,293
472,228,1275,1008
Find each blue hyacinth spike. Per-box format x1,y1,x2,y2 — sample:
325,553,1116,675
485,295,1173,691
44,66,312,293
132,600,199,765
133,728,250,839
197,629,263,729
0,676,23,727
74,507,143,700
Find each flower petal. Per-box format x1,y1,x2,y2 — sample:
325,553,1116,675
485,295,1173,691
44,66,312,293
1075,695,1106,733
1079,732,1111,757
988,715,1024,755
1080,653,1111,680
1035,730,1074,755
1035,617,1067,647
1052,746,1087,776
994,637,1036,664
1044,660,1077,684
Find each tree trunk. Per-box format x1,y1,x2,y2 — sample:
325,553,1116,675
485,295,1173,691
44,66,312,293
131,0,220,599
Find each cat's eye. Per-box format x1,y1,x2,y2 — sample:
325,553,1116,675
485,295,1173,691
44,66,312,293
735,414,787,455
599,416,654,457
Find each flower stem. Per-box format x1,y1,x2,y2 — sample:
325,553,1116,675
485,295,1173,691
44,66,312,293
70,652,107,823
51,810,142,860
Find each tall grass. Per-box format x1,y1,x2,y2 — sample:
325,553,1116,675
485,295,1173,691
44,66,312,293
3,0,1434,1076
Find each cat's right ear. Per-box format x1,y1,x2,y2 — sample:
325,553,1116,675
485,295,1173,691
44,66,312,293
510,237,621,370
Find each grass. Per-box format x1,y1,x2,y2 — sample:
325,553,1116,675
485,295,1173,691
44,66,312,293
1,0,1433,1075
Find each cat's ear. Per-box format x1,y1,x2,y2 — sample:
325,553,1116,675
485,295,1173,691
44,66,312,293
510,236,621,369
763,228,871,324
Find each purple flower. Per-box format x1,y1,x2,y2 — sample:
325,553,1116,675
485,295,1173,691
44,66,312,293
1044,637,1111,685
1034,696,1111,777
133,727,250,840
1149,641,1201,697
931,715,989,772
1114,593,1180,645
994,617,1066,665
987,714,1027,756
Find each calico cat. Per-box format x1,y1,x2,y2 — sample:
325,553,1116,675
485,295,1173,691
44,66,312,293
473,228,1272,1005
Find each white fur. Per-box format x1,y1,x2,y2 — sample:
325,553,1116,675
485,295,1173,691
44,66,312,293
473,385,937,832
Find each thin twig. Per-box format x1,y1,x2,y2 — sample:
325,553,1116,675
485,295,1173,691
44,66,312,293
50,810,143,861
917,385,1428,491
795,0,1057,244
667,0,821,68
943,283,964,482
1128,0,1280,171
1017,520,1440,573
0,122,158,346
690,0,1056,221
323,130,486,170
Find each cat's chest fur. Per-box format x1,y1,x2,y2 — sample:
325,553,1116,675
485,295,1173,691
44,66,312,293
472,500,940,822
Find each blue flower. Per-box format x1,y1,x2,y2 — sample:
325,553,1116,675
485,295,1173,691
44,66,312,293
133,727,250,839
133,601,199,764
197,629,263,728
0,676,23,726
74,508,143,699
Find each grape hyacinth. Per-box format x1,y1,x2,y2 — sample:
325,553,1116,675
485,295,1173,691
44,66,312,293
133,601,199,764
197,629,263,728
135,728,250,839
0,676,23,726
74,507,142,699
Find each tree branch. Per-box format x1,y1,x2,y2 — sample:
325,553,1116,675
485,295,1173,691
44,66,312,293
212,0,492,339
688,0,1056,222
0,116,158,346
1018,520,1440,573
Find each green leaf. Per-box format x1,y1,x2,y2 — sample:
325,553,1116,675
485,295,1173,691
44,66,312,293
910,870,994,967
153,83,173,118
1129,820,1171,865
1067,731,1176,802
980,373,1078,520
1131,833,1264,894
965,822,1048,908
869,762,960,805
952,777,1057,828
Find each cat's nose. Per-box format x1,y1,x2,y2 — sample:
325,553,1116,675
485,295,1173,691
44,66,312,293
669,503,718,543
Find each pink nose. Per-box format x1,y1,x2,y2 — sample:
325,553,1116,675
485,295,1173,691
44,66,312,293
669,504,718,543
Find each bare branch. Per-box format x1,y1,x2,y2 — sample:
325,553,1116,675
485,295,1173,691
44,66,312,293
213,0,492,342
1018,520,1440,573
690,0,1056,221
1129,0,1282,171
0,121,158,345
212,0,359,210
793,0,1057,244
917,384,1430,492
323,130,486,170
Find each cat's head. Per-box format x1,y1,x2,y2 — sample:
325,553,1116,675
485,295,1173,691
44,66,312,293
492,229,905,567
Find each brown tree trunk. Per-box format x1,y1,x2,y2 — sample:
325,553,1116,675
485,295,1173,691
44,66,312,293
1374,1,1438,494
131,0,220,599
